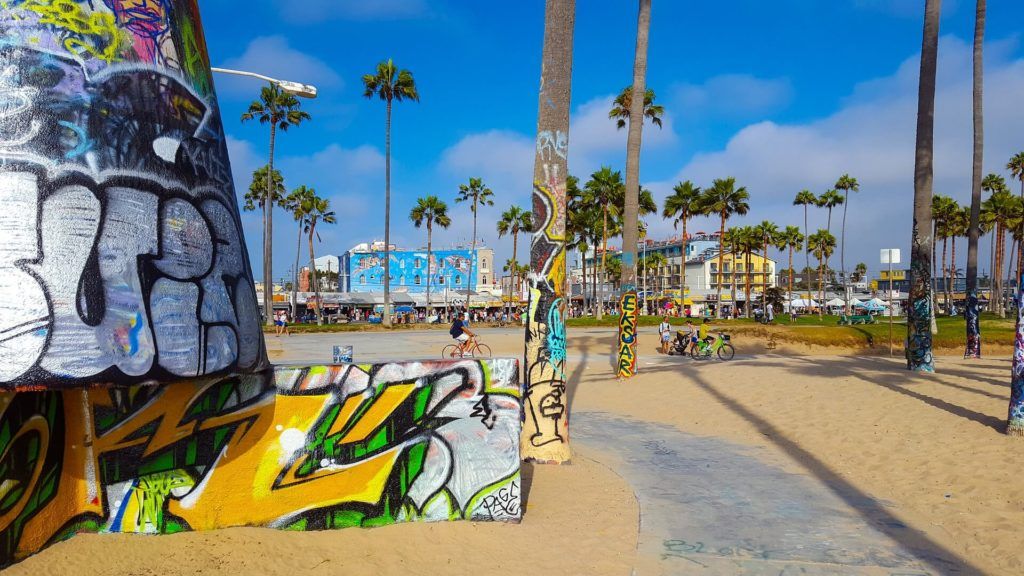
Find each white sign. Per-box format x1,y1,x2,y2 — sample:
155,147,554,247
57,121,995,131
881,248,901,265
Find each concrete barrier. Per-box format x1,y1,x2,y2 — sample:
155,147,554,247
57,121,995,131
0,358,521,565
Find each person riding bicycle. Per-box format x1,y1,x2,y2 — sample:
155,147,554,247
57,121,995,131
449,313,476,356
697,318,713,351
676,319,696,354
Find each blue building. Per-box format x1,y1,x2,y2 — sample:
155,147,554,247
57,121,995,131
342,242,493,293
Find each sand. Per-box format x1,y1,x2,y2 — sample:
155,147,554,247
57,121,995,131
7,326,1022,575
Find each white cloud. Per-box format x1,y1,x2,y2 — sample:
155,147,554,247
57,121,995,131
671,74,794,120
216,36,342,99
278,0,428,23
642,35,1024,276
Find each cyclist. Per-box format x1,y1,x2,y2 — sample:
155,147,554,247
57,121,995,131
449,312,476,356
697,318,713,352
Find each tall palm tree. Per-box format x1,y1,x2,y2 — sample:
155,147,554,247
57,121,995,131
608,86,664,129
932,195,958,313
497,206,532,295
663,181,703,304
363,59,419,328
983,174,1011,317
808,229,836,317
1010,152,1024,294
817,189,844,236
702,178,750,318
285,185,314,320
616,0,652,379
949,205,969,307
584,166,624,320
754,220,779,317
299,191,336,326
834,174,859,313
455,177,495,311
907,0,941,372
241,84,311,326
793,189,817,306
738,226,760,317
410,196,451,319
774,226,804,320
965,0,987,359
722,227,743,313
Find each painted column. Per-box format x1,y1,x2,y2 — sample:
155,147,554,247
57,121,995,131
1009,270,1024,435
0,0,266,389
523,0,574,464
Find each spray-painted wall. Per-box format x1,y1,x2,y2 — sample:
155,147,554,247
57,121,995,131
0,358,522,565
0,0,266,388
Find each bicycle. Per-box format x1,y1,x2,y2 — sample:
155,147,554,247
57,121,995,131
690,332,735,361
442,336,492,359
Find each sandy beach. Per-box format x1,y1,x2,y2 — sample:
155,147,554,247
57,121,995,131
6,327,1020,575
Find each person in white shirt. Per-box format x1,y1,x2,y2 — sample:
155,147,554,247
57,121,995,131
658,316,672,354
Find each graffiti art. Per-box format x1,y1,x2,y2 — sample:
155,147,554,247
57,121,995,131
0,1,264,389
0,358,522,566
617,291,638,378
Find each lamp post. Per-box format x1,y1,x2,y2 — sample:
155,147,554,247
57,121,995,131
212,66,317,326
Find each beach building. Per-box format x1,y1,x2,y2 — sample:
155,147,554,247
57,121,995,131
341,241,495,295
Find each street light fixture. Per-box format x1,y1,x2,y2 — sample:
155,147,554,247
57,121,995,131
211,67,318,98
211,66,317,326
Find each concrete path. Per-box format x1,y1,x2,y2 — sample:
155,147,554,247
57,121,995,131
574,412,963,575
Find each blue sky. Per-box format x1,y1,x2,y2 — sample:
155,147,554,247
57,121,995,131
199,0,1024,281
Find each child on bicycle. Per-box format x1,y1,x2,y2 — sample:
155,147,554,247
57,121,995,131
697,318,713,351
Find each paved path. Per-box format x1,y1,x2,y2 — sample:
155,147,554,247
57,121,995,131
574,412,963,575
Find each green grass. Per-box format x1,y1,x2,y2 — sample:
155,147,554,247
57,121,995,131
565,313,1017,349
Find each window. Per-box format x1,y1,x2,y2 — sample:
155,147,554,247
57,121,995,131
414,258,421,269
482,258,488,269
439,277,445,285
414,275,421,285
455,276,462,286
737,264,744,272
359,274,365,284
482,275,488,284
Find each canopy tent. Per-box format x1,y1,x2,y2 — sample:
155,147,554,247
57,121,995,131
825,298,846,307
849,298,864,307
867,298,889,307
787,298,819,309
855,301,887,312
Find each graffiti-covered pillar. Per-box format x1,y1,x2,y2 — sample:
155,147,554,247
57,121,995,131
523,0,574,464
0,0,267,389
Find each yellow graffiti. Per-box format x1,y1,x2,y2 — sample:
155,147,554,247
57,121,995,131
617,292,638,378
22,0,128,63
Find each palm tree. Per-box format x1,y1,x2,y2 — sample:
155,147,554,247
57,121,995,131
584,166,624,320
932,195,958,313
299,191,336,326
754,220,779,317
285,185,314,320
1009,152,1024,198
774,226,804,321
663,181,703,303
739,226,760,317
241,84,311,326
965,0,987,359
608,86,664,130
363,59,420,328
808,229,836,317
639,251,667,308
702,177,750,318
949,205,970,308
616,0,652,379
410,196,451,319
793,190,817,306
835,174,860,313
983,174,1012,317
907,0,941,372
497,206,532,295
455,177,495,311
817,189,844,236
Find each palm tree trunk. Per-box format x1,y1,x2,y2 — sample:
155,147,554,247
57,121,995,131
841,192,849,315
804,206,811,308
581,245,588,316
263,125,277,326
907,0,941,372
965,0,985,359
308,224,322,326
511,232,519,303
717,216,725,318
523,0,574,463
617,0,650,378
744,249,752,318
997,226,1005,317
468,197,477,311
292,223,302,320
598,207,608,320
426,222,433,318
788,246,794,321
762,239,769,316
383,99,393,328
818,258,824,319
950,235,957,310
941,236,948,313
681,215,688,315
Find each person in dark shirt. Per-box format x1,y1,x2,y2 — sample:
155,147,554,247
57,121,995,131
450,315,476,356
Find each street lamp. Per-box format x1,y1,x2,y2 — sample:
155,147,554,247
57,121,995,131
211,66,318,326
211,67,318,98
